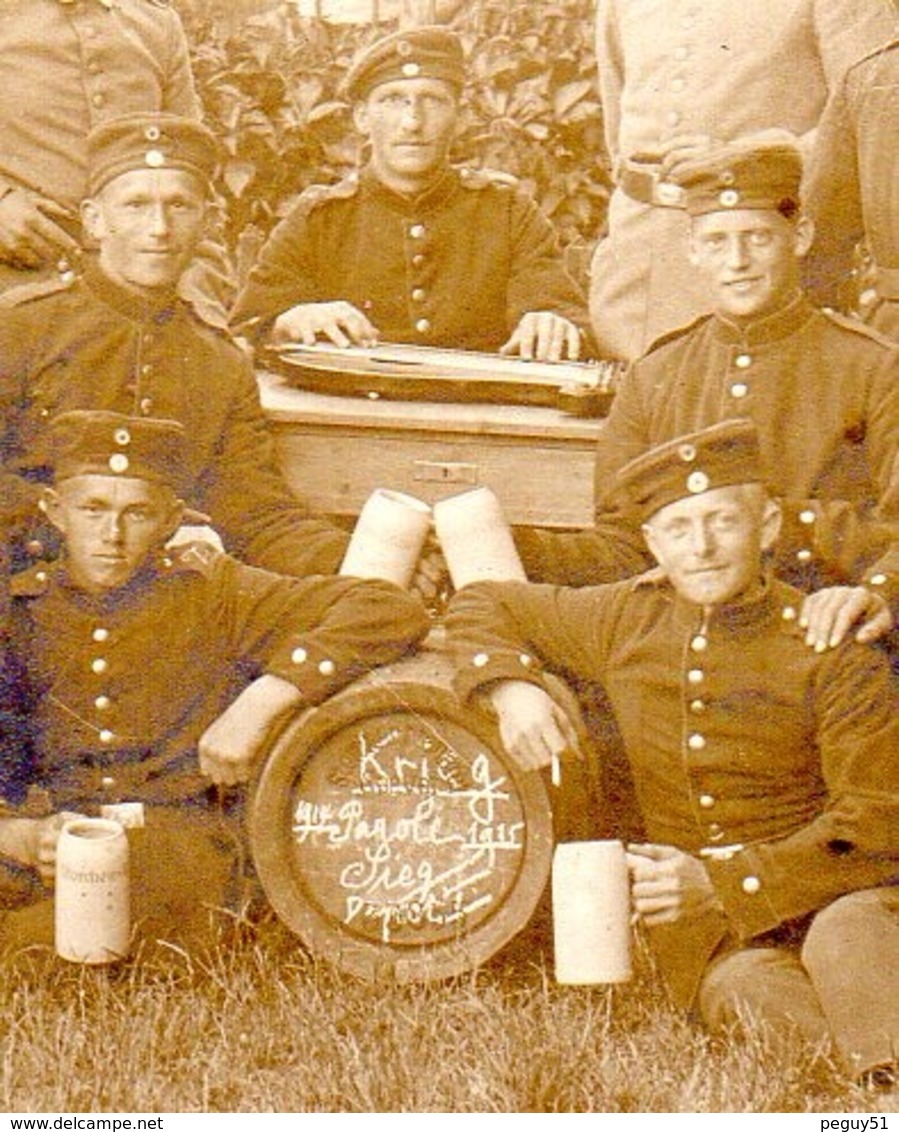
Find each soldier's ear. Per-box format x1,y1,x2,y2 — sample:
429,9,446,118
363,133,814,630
163,497,187,542
353,101,371,135
40,488,65,534
794,215,815,258
760,498,782,552
80,198,104,243
641,521,660,564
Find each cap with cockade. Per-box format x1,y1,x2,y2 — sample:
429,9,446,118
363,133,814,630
342,25,465,101
610,419,765,520
48,410,188,494
666,133,803,218
86,112,221,196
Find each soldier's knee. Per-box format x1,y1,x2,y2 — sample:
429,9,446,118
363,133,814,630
803,888,899,969
697,947,785,1031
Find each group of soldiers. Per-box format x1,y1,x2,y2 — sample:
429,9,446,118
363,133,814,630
0,0,896,1094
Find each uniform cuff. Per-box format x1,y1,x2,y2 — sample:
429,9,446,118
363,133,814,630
267,638,364,706
451,645,548,704
705,846,787,940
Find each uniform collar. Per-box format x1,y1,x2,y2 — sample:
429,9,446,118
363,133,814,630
361,163,460,215
13,557,165,611
709,291,816,347
82,255,181,327
638,568,789,634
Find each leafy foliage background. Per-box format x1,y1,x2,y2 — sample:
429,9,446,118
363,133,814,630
173,1,609,283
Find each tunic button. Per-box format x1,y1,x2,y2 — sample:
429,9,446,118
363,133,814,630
411,288,426,302
734,354,752,369
91,658,108,675
782,606,797,621
99,729,114,745
707,823,725,842
92,93,105,108
690,635,707,652
92,628,109,643
101,776,115,790
742,876,761,895
140,397,154,415
869,573,887,586
687,668,704,685
799,509,816,525
698,793,715,809
95,696,111,711
35,571,48,584
730,382,748,399
689,699,705,714
318,659,336,676
409,224,426,239
412,254,426,268
797,549,813,563
415,318,431,334
519,653,532,667
687,733,706,751
291,647,307,665
472,653,489,668
26,539,44,556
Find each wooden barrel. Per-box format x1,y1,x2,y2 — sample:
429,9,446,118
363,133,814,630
248,635,553,982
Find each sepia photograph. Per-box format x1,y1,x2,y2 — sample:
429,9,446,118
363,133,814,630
0,0,896,1117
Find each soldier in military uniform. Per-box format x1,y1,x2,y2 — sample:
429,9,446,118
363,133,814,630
229,26,591,362
0,409,429,945
0,112,351,588
516,137,899,656
0,0,231,323
804,15,899,340
447,420,898,1088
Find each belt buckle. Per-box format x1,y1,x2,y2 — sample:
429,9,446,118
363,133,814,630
653,179,686,208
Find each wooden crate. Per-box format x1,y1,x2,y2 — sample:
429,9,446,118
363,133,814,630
258,369,602,529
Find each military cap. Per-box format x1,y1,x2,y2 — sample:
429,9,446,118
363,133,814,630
343,25,465,101
86,112,221,196
667,132,803,217
48,410,188,494
611,419,765,520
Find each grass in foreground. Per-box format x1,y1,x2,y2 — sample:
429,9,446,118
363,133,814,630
0,914,895,1114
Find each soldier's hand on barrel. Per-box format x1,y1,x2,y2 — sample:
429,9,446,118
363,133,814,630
271,301,380,349
199,674,304,786
0,189,78,269
488,679,580,772
799,584,893,650
626,843,722,926
501,311,581,363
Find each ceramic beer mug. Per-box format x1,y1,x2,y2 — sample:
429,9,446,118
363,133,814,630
55,816,130,964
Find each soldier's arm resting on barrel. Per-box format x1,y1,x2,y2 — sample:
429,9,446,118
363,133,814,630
198,673,303,787
197,558,431,785
484,678,581,773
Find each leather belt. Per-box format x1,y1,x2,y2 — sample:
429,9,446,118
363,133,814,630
616,159,687,209
875,265,899,300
